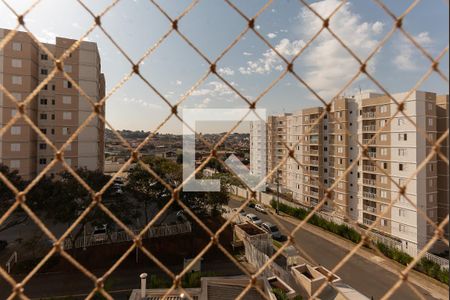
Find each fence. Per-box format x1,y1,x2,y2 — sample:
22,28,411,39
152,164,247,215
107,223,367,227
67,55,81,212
63,222,192,250
230,185,450,270
5,252,17,274
0,1,448,300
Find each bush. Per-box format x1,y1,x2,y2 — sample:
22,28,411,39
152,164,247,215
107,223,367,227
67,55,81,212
376,242,413,265
271,200,361,243
415,258,449,284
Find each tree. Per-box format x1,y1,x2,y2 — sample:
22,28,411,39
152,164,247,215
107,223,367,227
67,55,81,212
0,164,28,233
42,168,139,246
127,156,230,220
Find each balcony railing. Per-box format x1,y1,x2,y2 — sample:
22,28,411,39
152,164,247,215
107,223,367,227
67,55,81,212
309,170,319,176
310,191,319,197
366,152,377,158
363,218,374,226
363,125,376,132
308,150,319,155
362,139,374,145
363,191,377,199
364,205,377,213
363,178,376,186
362,112,376,119
363,165,376,172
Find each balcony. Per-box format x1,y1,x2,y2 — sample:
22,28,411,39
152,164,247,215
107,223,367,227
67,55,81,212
362,139,374,145
363,191,376,199
363,125,376,132
309,190,319,197
309,160,319,166
362,112,376,119
363,165,376,172
364,205,377,213
308,150,319,155
309,170,319,176
363,218,374,226
363,178,376,186
366,152,377,159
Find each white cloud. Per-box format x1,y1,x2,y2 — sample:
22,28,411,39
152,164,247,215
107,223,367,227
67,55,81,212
123,97,163,110
197,98,212,108
267,33,277,39
239,38,305,75
175,80,183,85
393,32,433,71
243,52,253,56
297,0,385,98
192,81,236,98
218,67,235,76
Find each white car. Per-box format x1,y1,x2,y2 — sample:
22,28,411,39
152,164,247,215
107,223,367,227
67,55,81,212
255,204,266,213
246,213,262,226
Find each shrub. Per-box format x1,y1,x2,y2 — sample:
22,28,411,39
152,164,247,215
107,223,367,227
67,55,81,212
415,258,449,284
271,200,361,243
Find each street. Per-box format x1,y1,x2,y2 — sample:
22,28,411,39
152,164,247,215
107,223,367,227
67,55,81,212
228,199,444,300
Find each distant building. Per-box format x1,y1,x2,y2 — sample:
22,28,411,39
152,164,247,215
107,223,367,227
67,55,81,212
251,91,449,253
0,29,105,179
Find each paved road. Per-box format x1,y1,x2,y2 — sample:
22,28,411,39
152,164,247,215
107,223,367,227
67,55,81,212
228,199,442,300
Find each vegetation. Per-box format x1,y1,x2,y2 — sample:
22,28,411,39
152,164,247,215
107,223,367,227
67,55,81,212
270,200,361,243
376,242,448,284
272,289,302,300
272,200,449,284
127,156,230,219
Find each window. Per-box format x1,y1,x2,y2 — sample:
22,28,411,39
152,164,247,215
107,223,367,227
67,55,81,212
380,205,387,212
428,194,434,204
12,93,22,101
51,129,55,135
11,59,22,68
12,42,22,51
40,98,48,105
39,143,47,150
399,164,404,171
428,102,433,110
51,114,55,120
399,209,407,217
52,99,55,105
429,164,434,172
381,219,388,227
380,176,388,184
398,118,405,126
398,149,407,156
380,134,387,142
52,85,56,91
66,158,72,166
12,76,22,85
40,113,48,120
63,112,72,120
66,143,72,151
11,126,21,135
399,224,407,233
43,85,48,90
380,148,388,156
39,158,47,165
63,81,72,88
62,127,70,136
429,179,433,188
428,210,435,218
10,160,20,169
11,143,21,152
40,128,47,134
380,119,386,127
383,162,388,169
64,65,73,73
62,96,72,104
41,54,48,60
380,105,388,113
428,118,434,126
41,69,48,75
380,190,388,199
399,133,407,141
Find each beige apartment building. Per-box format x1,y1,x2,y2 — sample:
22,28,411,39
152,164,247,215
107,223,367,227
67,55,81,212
253,91,448,253
0,29,105,180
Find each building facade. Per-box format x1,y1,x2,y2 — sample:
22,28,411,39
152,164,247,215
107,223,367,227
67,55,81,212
0,29,105,180
252,91,448,252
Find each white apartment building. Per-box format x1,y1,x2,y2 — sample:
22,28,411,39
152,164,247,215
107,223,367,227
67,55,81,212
252,91,448,253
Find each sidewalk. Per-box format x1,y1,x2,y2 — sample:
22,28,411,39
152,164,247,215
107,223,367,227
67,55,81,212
273,211,449,300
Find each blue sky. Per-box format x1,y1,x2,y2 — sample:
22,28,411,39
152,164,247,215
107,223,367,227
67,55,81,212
1,0,448,133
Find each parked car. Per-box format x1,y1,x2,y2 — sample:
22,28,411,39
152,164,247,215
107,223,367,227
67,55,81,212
176,210,187,221
92,224,108,242
255,204,266,213
261,222,282,240
246,213,262,226
248,202,256,208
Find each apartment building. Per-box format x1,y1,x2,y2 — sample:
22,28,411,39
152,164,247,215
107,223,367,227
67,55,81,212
252,91,448,252
0,29,105,180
